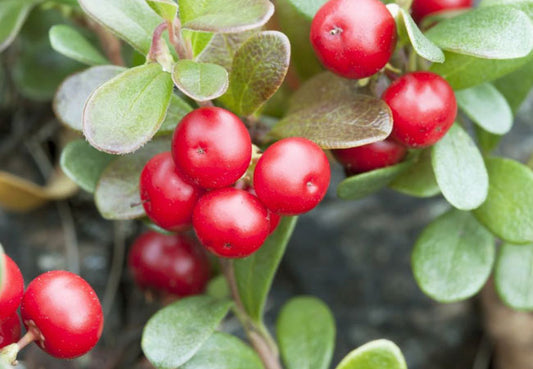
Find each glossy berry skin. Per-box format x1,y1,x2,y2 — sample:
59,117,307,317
246,187,281,234
254,137,331,215
128,231,211,297
140,152,203,231
20,271,104,359
172,107,252,189
193,188,270,258
0,313,21,349
412,0,473,23
0,255,24,322
332,139,407,175
310,0,397,79
382,72,457,148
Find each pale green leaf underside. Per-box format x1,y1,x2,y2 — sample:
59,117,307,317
412,210,495,303
480,0,533,19
389,150,440,198
172,60,228,101
183,30,215,57
0,0,38,52
49,25,108,66
196,31,257,70
335,340,407,369
147,0,177,21
495,243,533,311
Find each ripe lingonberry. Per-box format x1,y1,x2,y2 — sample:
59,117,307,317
0,255,24,321
254,137,330,215
140,152,203,231
20,271,104,359
411,0,473,23
382,71,457,148
193,188,270,258
310,0,397,79
332,139,407,175
128,231,211,297
246,187,281,234
172,107,252,189
0,313,21,349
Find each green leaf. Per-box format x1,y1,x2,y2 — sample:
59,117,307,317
456,83,513,135
389,150,440,198
206,275,230,300
495,243,533,311
335,340,407,369
196,31,256,71
412,210,495,303
284,0,327,19
480,0,533,19
430,51,531,90
476,126,502,154
78,0,162,54
337,160,413,200
49,25,108,66
147,0,177,21
235,216,298,323
94,139,168,220
181,332,263,369
142,296,232,369
178,0,274,33
277,297,335,369
431,124,489,210
54,65,125,131
60,140,115,193
271,95,393,149
0,0,37,52
83,63,173,154
157,93,193,135
184,30,214,57
493,60,533,113
172,60,228,101
425,7,533,59
473,157,533,244
221,31,290,116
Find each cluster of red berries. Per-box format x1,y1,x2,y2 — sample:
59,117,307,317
311,0,470,175
0,254,103,360
140,107,331,259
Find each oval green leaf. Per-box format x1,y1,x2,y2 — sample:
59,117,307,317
456,83,513,135
94,139,168,220
221,31,290,116
147,0,177,21
157,94,193,135
178,0,274,33
425,7,533,59
337,160,413,200
78,0,162,54
432,124,488,210
181,332,263,369
83,63,173,154
277,296,336,369
54,65,125,131
235,216,298,323
60,140,115,193
196,31,257,71
473,157,533,244
142,296,232,369
495,243,533,311
412,210,495,303
493,59,533,113
389,150,440,198
172,60,229,102
49,25,108,66
0,0,37,52
336,340,407,369
284,0,328,19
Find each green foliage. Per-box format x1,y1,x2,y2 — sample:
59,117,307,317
184,30,215,57
146,0,177,22
60,140,115,193
157,94,193,135
389,150,440,198
495,243,533,310
431,124,488,210
196,31,256,70
493,60,533,112
49,25,108,66
283,0,327,20
206,275,230,300
83,63,173,154
277,296,336,369
142,296,232,369
172,60,229,101
473,157,533,244
335,340,407,369
412,210,495,303
0,0,38,52
234,216,298,323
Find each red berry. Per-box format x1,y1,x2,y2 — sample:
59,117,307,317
332,139,407,175
310,0,397,79
247,187,281,234
140,152,203,231
172,107,252,189
411,0,473,23
382,71,457,148
128,231,211,297
0,313,21,349
0,255,24,322
254,137,330,215
20,271,103,359
193,188,270,258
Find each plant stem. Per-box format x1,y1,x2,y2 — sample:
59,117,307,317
219,259,283,369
